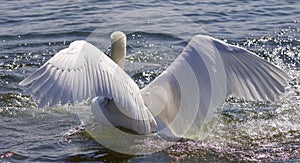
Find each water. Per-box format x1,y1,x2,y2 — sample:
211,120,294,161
1,0,300,162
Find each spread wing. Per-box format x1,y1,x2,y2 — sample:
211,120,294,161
142,35,289,138
211,37,289,101
20,40,155,132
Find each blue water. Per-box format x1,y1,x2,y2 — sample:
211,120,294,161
1,0,300,162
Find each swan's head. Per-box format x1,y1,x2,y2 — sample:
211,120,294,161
110,31,126,69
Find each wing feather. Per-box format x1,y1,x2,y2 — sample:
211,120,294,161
210,36,289,101
142,34,289,138
227,55,263,100
20,40,155,132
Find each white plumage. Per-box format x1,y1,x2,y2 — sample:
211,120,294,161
20,31,289,137
141,35,289,137
20,37,156,134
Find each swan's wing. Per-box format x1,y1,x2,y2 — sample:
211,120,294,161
211,37,289,101
142,35,289,138
19,40,155,133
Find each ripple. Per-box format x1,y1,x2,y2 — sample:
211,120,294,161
1,1,300,162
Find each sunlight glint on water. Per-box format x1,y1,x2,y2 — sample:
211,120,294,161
0,0,299,162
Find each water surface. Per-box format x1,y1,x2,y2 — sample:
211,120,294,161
1,0,299,162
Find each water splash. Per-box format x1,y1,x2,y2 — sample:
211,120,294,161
56,124,86,144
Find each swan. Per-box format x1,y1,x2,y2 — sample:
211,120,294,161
19,31,290,138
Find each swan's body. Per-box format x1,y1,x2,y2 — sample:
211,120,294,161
20,31,289,138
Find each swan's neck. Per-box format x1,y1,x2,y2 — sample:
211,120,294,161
110,31,126,69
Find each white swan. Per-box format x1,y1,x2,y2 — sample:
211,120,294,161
19,31,289,137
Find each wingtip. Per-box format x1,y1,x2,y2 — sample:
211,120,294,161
69,40,88,47
191,34,215,41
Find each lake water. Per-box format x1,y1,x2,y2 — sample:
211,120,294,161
1,0,299,162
